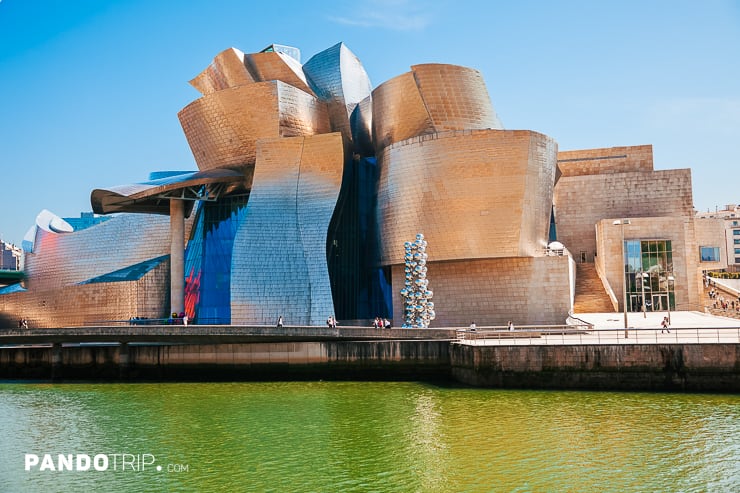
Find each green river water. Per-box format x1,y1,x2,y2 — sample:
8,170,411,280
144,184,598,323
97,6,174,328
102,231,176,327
0,381,738,492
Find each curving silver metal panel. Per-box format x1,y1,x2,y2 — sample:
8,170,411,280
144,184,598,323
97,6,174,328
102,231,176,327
24,213,173,292
302,42,373,150
230,133,344,325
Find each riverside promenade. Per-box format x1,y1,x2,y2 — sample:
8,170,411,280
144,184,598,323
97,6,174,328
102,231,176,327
1,312,739,392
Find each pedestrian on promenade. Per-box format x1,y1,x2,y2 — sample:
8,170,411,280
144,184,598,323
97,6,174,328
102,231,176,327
277,315,283,328
661,316,670,333
508,320,515,331
469,321,476,331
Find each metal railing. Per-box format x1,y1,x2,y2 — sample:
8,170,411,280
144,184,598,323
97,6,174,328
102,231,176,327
454,325,740,345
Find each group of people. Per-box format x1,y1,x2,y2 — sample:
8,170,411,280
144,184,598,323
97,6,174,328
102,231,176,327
326,315,337,328
17,318,28,328
373,317,391,329
708,288,740,312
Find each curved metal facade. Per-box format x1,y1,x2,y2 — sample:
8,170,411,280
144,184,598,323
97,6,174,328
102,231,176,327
24,213,172,292
6,42,581,328
178,81,330,171
230,133,344,325
303,42,373,150
377,129,557,265
189,48,255,95
372,64,503,152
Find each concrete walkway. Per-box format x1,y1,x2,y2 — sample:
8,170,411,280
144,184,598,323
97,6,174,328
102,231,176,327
455,311,740,346
573,310,740,329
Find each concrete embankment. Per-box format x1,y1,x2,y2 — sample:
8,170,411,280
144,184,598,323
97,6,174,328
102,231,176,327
2,339,740,392
0,340,452,382
450,343,740,392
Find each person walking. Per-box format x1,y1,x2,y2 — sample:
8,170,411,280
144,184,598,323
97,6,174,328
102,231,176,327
507,320,515,331
661,316,670,333
277,315,283,328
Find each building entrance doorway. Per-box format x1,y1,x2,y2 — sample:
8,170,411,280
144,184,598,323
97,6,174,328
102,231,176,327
652,294,668,312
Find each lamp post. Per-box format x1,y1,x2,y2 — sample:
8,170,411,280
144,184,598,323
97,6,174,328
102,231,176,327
612,219,630,338
667,275,675,325
640,271,648,318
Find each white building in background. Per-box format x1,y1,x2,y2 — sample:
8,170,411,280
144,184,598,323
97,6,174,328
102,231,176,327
1,240,22,270
695,204,740,272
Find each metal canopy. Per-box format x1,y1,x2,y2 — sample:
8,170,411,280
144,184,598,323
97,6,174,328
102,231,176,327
90,167,250,216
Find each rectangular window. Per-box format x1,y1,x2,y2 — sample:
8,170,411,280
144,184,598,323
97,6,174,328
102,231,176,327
735,248,740,255
700,246,720,262
735,239,740,245
734,230,740,236
736,257,740,264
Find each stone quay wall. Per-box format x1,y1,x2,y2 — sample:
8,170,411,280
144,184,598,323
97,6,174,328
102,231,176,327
2,339,739,392
450,343,740,393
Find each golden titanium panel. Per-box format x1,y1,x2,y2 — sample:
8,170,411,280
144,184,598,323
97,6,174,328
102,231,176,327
178,81,330,171
372,64,504,152
189,48,255,95
377,129,557,265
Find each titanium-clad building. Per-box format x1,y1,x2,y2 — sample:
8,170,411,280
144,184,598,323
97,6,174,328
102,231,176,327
0,42,704,328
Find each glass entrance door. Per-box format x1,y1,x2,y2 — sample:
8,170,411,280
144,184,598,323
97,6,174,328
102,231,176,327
652,294,668,312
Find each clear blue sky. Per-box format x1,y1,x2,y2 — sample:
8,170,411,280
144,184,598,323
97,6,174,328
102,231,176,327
1,0,738,246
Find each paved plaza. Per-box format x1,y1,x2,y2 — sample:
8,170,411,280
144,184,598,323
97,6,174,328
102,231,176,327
455,310,740,346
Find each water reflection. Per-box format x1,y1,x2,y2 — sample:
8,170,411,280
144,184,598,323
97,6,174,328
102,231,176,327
0,382,738,492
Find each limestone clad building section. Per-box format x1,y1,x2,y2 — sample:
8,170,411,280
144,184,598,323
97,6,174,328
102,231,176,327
693,217,729,271
377,129,557,265
557,145,654,177
230,133,344,325
594,217,702,313
178,81,330,171
553,145,693,262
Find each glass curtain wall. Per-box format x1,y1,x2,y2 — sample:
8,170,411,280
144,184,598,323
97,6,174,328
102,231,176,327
624,239,674,312
183,195,249,324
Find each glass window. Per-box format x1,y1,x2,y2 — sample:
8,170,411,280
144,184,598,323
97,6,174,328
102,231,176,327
624,239,674,312
700,246,720,262
735,248,740,255
734,230,740,236
735,239,740,245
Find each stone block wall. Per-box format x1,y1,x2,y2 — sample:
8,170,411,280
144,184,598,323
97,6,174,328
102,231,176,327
557,144,654,177
595,217,702,312
554,168,693,261
694,217,729,271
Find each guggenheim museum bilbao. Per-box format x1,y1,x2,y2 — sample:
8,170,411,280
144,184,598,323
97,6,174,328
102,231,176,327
0,43,723,328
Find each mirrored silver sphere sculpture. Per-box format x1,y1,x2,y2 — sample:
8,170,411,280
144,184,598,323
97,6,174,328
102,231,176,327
400,233,436,328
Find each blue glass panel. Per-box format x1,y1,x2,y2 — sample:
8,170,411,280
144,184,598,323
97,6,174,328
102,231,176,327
184,195,248,324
